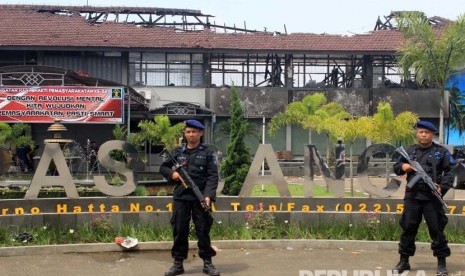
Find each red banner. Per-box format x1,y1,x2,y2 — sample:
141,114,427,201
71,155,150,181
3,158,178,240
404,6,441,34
0,86,124,123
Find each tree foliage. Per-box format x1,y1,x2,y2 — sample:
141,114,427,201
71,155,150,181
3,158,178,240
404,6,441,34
133,115,184,151
396,12,465,143
221,87,251,196
303,101,350,137
333,116,372,196
335,116,372,145
368,102,418,145
0,123,34,149
268,93,326,136
112,124,128,141
268,93,349,161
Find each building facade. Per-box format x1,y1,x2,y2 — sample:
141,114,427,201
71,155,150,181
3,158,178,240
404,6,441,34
0,5,448,160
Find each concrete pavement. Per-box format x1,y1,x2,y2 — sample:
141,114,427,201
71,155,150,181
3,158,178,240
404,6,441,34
1,240,465,276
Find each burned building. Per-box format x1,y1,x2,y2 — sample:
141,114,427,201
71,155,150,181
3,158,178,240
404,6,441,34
0,5,450,159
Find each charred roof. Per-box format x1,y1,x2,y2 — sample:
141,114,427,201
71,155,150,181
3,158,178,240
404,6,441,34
0,5,450,54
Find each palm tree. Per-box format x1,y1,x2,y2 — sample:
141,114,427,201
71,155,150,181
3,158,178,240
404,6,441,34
269,94,348,192
366,102,418,190
369,102,418,145
134,115,184,151
269,93,348,162
303,101,350,163
396,12,465,143
334,116,372,196
268,93,326,144
131,115,184,172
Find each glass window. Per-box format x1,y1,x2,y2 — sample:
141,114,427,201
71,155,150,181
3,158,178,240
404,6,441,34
192,64,204,87
145,64,166,86
192,54,203,63
129,52,141,63
167,53,190,63
143,53,165,62
128,52,203,87
211,72,223,87
168,64,190,86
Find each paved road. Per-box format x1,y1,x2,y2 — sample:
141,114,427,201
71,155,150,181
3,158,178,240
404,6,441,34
1,247,464,276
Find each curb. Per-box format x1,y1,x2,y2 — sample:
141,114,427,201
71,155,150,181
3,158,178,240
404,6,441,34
1,239,465,257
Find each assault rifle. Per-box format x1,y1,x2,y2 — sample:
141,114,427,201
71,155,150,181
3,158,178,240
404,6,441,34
160,148,214,220
395,146,449,212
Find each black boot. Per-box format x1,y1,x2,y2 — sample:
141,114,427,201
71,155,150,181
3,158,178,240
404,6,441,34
392,255,410,273
165,259,184,276
436,257,448,276
203,258,220,276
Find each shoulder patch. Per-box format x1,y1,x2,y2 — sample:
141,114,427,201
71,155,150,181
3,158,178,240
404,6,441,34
444,151,455,164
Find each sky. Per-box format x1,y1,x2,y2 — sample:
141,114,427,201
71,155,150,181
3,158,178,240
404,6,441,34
3,0,465,34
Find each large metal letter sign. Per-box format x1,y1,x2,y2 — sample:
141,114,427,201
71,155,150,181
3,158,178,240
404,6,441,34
303,145,344,198
356,143,401,197
94,140,137,196
239,144,290,197
25,143,78,199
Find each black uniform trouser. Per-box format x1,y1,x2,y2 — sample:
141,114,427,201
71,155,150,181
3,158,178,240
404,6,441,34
399,197,450,257
170,199,216,260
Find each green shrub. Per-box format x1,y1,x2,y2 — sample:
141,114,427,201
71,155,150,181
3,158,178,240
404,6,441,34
221,87,251,195
1,217,465,247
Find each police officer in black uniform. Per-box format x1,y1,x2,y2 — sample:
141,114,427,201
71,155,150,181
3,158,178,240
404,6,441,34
160,119,220,276
392,121,455,276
